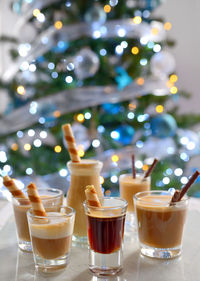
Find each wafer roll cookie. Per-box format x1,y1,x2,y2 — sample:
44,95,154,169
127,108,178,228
3,176,27,199
27,183,47,217
62,123,80,163
85,185,101,207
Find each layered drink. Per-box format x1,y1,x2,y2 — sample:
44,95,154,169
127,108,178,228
83,197,127,276
27,207,75,271
67,159,103,240
135,191,188,259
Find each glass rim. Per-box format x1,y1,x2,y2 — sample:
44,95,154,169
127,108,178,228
12,187,63,200
134,190,189,205
27,205,75,219
119,173,150,179
83,196,128,210
67,159,103,168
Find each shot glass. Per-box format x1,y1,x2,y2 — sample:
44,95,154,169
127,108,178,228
27,206,75,272
83,197,127,276
119,173,150,229
12,187,63,252
134,190,189,259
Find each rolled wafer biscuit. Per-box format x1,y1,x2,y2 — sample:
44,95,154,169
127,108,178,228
3,176,27,200
85,185,101,207
62,123,80,163
27,182,47,217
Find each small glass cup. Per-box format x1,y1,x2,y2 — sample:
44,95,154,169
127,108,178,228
83,197,128,276
12,187,63,252
27,206,75,272
119,173,150,231
134,190,189,259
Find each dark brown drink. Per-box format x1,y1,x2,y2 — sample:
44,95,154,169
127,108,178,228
136,195,187,248
32,235,72,259
87,214,125,254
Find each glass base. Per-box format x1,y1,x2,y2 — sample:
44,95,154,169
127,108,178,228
89,249,123,276
18,240,32,253
140,243,181,259
34,253,69,273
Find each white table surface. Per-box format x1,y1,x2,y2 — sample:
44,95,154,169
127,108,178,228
1,198,200,281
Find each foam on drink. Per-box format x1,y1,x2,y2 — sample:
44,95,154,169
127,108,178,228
30,212,74,260
136,194,187,249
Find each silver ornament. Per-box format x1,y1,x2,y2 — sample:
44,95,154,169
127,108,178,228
74,48,100,80
84,4,106,25
150,51,176,77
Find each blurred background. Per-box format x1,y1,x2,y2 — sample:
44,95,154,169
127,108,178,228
0,0,200,197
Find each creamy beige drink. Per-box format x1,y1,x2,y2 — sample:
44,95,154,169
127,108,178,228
27,206,75,271
13,199,31,242
67,159,103,238
30,213,74,259
134,191,188,258
136,194,187,248
12,188,63,251
119,174,150,212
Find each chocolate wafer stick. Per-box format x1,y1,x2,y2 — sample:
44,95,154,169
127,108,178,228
3,176,28,200
85,185,101,207
62,123,80,163
143,158,158,179
27,183,47,217
131,154,136,179
170,170,200,205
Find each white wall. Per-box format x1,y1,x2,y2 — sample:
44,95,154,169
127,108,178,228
155,0,200,114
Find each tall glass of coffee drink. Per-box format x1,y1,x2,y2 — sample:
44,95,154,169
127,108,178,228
134,190,188,259
83,197,127,276
67,159,103,243
119,173,150,230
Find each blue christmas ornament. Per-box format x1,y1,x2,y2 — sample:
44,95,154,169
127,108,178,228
39,103,57,127
150,114,177,138
52,41,69,53
102,103,121,114
36,56,45,63
145,0,163,10
113,124,135,145
115,67,132,90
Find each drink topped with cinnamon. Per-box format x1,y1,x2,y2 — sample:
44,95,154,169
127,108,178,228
67,159,103,238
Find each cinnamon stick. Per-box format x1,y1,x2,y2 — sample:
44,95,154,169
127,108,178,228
143,158,158,179
131,154,136,179
170,170,200,205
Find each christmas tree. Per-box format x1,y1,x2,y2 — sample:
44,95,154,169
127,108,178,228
0,0,200,196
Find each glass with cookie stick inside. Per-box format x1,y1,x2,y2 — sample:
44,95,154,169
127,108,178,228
83,197,127,276
27,206,75,272
12,187,63,253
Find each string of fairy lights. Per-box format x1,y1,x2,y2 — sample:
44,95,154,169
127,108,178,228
0,0,198,194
